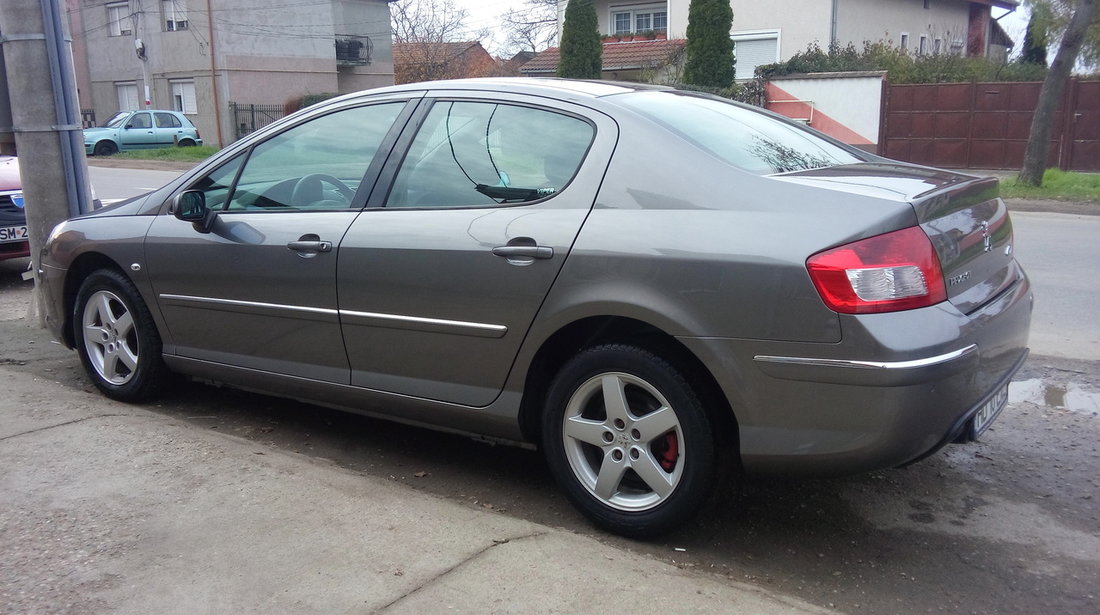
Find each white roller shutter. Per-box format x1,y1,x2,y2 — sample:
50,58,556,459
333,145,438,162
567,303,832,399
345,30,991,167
171,81,197,114
733,37,778,80
116,83,139,111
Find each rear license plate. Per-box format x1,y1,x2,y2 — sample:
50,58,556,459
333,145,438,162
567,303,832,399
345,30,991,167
0,225,28,243
971,384,1009,439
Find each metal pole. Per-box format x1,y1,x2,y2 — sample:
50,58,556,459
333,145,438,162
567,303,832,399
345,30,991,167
206,0,225,146
0,0,94,323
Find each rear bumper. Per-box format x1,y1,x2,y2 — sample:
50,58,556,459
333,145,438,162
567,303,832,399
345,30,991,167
679,274,1033,477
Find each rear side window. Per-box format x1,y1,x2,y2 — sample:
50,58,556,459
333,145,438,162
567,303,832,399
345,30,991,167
155,112,182,128
386,101,594,208
617,91,863,174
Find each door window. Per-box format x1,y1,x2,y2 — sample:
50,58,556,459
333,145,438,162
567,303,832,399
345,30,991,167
220,102,405,211
386,101,594,208
190,153,245,211
128,112,152,129
155,112,182,128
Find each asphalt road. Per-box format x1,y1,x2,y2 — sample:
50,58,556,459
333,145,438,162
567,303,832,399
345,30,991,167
22,170,1092,613
1012,211,1100,361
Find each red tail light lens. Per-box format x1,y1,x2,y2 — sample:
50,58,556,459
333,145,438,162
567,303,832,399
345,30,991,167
806,226,947,314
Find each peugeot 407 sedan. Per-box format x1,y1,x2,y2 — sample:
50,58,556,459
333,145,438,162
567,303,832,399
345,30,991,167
39,79,1031,537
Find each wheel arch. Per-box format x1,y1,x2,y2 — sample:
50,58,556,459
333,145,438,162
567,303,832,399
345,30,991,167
93,139,119,154
517,315,740,453
60,252,130,348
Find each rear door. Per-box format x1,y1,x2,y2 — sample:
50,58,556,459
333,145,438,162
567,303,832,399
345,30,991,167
337,94,617,406
153,112,186,146
144,96,417,382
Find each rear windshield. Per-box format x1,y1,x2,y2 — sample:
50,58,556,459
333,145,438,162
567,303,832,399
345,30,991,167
616,91,864,175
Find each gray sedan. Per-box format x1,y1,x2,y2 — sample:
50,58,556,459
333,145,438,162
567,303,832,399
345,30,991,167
39,79,1031,537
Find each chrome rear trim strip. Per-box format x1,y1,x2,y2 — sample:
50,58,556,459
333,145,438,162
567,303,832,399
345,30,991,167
754,345,977,371
753,344,979,386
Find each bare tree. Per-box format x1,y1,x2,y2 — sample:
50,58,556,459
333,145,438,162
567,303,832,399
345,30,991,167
391,0,470,43
391,0,490,84
502,0,559,54
1018,0,1097,186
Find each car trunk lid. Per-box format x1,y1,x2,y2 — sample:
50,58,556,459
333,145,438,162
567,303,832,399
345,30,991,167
776,162,1023,314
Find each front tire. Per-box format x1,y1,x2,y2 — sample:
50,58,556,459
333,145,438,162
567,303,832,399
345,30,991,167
93,140,118,156
542,344,716,537
73,269,167,402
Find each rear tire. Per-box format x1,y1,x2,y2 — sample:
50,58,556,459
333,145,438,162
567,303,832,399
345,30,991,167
542,344,716,537
177,139,196,147
73,269,167,402
93,141,118,156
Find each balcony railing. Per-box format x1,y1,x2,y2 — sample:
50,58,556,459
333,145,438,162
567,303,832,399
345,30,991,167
335,35,373,65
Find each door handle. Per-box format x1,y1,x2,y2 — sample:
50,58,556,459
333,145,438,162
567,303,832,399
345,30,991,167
492,245,553,259
287,240,332,253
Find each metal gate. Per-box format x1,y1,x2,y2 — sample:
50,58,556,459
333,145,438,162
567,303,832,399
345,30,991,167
882,79,1099,171
229,102,285,141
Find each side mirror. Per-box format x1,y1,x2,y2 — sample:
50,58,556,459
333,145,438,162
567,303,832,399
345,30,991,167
171,190,216,233
124,124,134,130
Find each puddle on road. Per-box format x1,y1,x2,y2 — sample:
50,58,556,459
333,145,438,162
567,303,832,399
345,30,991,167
1009,379,1100,416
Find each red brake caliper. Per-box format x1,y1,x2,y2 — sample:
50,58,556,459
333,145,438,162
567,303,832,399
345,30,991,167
658,433,679,472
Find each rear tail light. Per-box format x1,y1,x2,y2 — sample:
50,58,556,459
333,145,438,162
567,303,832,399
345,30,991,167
806,226,947,314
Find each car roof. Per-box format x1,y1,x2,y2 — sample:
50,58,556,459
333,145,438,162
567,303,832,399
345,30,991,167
340,78,674,104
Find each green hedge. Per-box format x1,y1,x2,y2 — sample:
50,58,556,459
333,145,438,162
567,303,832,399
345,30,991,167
757,41,1048,84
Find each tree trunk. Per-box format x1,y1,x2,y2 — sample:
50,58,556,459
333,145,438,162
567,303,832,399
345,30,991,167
1018,0,1097,186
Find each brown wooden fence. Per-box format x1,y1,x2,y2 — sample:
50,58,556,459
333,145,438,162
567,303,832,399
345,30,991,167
882,79,1099,172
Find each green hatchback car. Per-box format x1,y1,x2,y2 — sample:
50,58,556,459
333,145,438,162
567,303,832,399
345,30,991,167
84,109,203,156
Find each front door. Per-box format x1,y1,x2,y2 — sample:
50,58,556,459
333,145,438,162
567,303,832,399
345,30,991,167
337,96,616,406
144,99,413,382
120,112,157,149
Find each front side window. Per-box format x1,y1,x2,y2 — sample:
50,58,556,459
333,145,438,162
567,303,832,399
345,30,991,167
107,2,131,37
618,92,863,175
128,112,152,129
220,102,404,211
190,154,245,211
386,101,594,208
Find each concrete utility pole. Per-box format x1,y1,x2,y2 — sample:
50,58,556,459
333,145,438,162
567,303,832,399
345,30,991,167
0,0,93,322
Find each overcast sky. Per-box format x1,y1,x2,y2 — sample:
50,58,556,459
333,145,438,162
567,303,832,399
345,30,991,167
448,1,1031,58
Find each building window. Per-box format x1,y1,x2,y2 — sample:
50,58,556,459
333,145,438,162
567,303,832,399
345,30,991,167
610,4,668,35
107,2,131,37
170,80,197,114
732,30,780,80
934,38,943,54
116,82,139,111
919,35,928,55
900,33,909,51
162,1,188,31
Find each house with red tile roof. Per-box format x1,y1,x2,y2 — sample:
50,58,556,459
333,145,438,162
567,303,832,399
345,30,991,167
540,1,1017,81
393,41,501,85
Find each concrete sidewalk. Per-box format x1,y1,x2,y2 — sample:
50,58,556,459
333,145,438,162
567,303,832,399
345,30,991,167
0,367,830,615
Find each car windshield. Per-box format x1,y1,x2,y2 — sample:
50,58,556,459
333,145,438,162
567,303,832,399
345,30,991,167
100,112,130,128
616,91,864,175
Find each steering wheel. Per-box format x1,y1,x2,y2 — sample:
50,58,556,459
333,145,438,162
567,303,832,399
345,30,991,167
290,173,356,208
